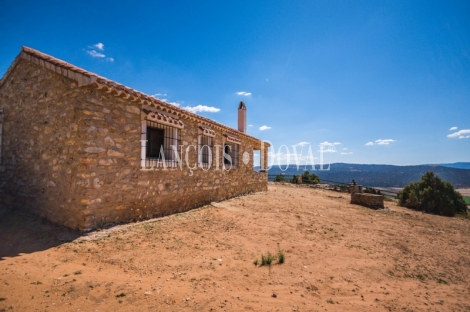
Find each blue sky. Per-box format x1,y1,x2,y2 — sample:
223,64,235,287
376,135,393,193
1,0,469,165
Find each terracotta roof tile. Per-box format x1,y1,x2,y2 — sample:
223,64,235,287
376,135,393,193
143,109,184,129
199,125,216,137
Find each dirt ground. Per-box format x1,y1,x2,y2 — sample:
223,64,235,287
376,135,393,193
457,188,470,197
1,184,469,312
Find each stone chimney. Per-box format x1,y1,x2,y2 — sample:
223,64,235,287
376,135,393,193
238,101,246,133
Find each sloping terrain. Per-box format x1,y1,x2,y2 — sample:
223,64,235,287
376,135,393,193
1,184,469,311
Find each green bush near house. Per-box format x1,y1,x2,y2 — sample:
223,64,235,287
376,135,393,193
290,171,320,184
301,171,320,184
398,171,467,217
273,174,286,182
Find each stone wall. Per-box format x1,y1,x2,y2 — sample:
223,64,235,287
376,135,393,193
0,58,268,231
351,193,384,209
349,184,384,208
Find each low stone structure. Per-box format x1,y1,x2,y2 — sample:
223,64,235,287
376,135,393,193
349,184,384,209
0,47,269,231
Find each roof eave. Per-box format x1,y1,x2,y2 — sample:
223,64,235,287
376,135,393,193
1,46,268,145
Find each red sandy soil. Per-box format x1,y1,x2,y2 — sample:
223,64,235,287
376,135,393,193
1,183,469,311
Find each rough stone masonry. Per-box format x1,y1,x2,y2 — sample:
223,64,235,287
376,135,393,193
349,185,385,209
0,47,269,231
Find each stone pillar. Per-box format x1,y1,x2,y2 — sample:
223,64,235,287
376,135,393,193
349,184,362,194
349,183,354,194
297,175,302,184
260,140,269,172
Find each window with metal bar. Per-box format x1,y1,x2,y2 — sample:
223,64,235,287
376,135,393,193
223,143,238,169
145,120,181,168
198,135,213,169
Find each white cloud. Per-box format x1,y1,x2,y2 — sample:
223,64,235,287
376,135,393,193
259,125,271,131
296,142,310,147
343,148,348,150
449,126,458,131
86,43,114,62
183,105,220,113
341,152,353,155
447,129,470,139
152,93,168,97
236,91,252,96
167,101,181,107
87,50,105,58
319,141,341,146
375,139,396,145
318,141,338,153
248,124,253,127
94,43,104,50
366,139,395,146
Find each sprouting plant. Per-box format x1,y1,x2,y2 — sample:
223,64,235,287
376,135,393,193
261,252,275,266
277,243,285,264
277,249,285,264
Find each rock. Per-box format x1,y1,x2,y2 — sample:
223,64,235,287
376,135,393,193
107,149,124,157
47,181,57,187
84,147,106,153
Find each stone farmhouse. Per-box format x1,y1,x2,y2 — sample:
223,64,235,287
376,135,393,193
0,47,269,231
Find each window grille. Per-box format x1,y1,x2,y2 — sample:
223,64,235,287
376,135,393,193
198,135,213,169
224,143,239,169
144,120,181,168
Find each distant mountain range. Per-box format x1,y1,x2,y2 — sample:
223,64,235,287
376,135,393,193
437,162,470,170
261,162,470,188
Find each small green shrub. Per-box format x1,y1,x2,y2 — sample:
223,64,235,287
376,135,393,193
398,171,467,216
115,293,126,298
261,252,275,266
277,249,285,264
273,174,286,182
301,171,320,184
290,174,298,184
